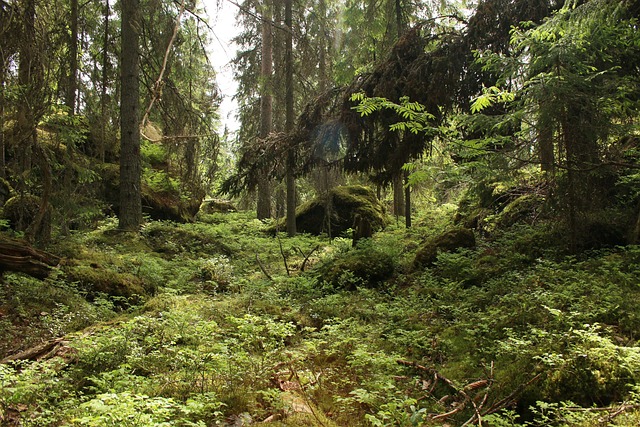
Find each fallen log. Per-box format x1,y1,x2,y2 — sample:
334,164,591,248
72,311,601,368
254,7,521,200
0,338,73,364
0,236,61,279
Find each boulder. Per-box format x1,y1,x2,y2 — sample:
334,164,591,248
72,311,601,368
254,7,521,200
275,185,385,236
413,227,476,268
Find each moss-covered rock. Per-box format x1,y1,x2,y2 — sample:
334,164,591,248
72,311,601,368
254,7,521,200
319,246,395,290
65,264,147,303
2,194,42,232
413,227,476,268
491,194,545,230
273,185,386,236
141,185,202,223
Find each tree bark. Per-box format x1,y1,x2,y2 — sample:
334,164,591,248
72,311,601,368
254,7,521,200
119,0,142,231
404,171,411,228
65,0,78,114
393,173,405,217
257,1,273,220
285,0,296,237
15,0,38,177
99,0,110,162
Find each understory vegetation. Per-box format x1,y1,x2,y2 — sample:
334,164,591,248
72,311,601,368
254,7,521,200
1,203,640,426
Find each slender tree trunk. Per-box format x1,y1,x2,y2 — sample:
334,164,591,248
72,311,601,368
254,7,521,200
65,0,78,114
257,1,273,220
119,0,142,231
538,109,555,174
285,0,296,237
0,62,5,179
318,0,327,94
393,173,404,217
404,171,411,228
99,0,110,162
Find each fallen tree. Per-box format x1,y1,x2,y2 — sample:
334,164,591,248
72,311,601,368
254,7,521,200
0,237,61,279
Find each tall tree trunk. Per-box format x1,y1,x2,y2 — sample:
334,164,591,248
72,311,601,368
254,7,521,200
257,1,273,220
318,0,327,94
99,0,110,162
538,108,555,174
119,0,142,231
0,61,5,179
16,0,38,178
65,0,78,114
392,173,404,217
285,0,296,237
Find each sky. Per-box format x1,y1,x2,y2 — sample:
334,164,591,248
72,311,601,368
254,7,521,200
202,0,241,133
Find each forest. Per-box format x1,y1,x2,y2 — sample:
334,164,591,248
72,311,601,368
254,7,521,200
1,0,640,425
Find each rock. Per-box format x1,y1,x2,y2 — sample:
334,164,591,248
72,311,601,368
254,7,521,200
273,185,386,236
413,227,476,268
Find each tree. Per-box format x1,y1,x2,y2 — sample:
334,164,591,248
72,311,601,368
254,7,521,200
473,0,640,246
119,0,142,231
284,0,296,236
257,0,274,220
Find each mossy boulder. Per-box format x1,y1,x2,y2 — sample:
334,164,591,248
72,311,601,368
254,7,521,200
490,194,545,230
65,264,148,304
319,246,395,290
2,194,40,232
413,227,476,268
141,184,202,223
275,185,386,236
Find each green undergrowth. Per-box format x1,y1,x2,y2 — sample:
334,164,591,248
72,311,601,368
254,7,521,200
1,212,640,426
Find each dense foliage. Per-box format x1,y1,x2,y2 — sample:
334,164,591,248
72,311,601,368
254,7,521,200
1,0,640,426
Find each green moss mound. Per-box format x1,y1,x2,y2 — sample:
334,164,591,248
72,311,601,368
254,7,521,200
277,185,386,236
2,194,50,236
319,245,395,289
413,227,476,268
65,264,147,303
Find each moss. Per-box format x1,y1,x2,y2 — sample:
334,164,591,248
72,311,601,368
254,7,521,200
65,264,147,303
413,227,476,268
2,194,42,232
199,199,237,215
491,194,545,229
98,162,202,223
273,185,386,236
319,246,395,290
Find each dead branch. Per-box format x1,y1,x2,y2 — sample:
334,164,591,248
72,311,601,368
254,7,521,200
277,234,290,276
140,0,186,131
480,373,542,417
296,244,319,272
255,253,273,281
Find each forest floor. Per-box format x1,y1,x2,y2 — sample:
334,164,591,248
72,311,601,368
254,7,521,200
1,209,640,426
